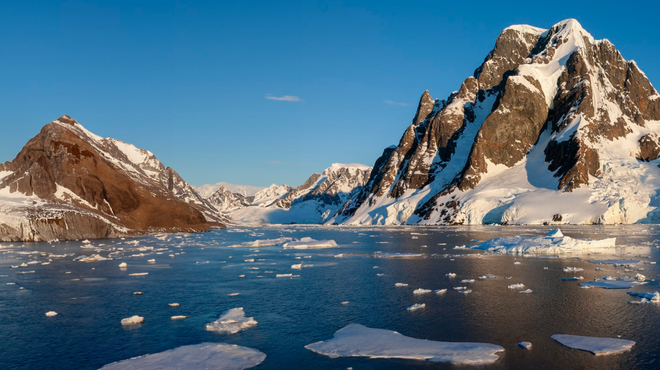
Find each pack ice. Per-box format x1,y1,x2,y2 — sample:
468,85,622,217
305,324,504,365
99,343,266,370
464,229,616,255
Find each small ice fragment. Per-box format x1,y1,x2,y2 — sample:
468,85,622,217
461,279,475,283
291,263,302,270
168,303,180,307
147,259,155,263
276,273,293,278
513,261,522,265
458,290,472,294
635,273,646,281
133,292,143,295
171,315,189,320
129,273,148,276
228,293,240,297
45,311,58,317
504,276,512,280
446,273,457,278
341,301,349,305
435,289,447,295
563,267,583,272
519,289,533,294
119,262,127,268
508,283,525,289
407,303,426,311
413,288,432,295
518,341,532,350
121,315,144,325
395,283,409,287
453,287,467,290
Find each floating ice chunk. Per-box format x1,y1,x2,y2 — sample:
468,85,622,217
461,279,475,283
627,291,660,304
580,279,647,289
121,315,144,325
407,303,426,311
171,315,188,320
508,283,525,289
147,259,155,263
168,303,180,307
133,292,143,295
562,277,584,281
99,343,266,370
74,254,110,262
446,273,457,278
467,229,616,255
129,273,148,276
519,289,533,294
305,324,504,365
458,290,472,294
635,273,646,281
518,341,532,350
205,307,257,334
413,289,432,295
588,259,640,265
276,274,292,278
453,286,467,290
341,301,349,305
435,289,447,295
282,238,338,249
228,237,292,248
374,252,423,258
551,334,635,355
291,264,302,270
513,261,522,265
228,293,240,297
45,311,58,317
395,283,409,287
119,262,127,268
563,267,583,272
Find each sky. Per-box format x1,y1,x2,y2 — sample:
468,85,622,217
2,1,660,187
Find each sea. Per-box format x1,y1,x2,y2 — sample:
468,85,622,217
1,225,660,369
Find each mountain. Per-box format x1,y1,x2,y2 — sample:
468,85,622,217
332,19,660,225
224,163,371,224
0,115,224,241
195,182,265,198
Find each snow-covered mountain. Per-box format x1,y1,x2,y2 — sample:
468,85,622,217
195,182,265,198
332,19,660,225
223,163,371,224
0,115,225,241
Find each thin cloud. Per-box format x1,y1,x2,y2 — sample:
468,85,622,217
265,94,303,102
383,100,409,107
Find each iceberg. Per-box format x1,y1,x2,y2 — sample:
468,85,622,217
305,324,504,365
99,343,266,370
205,307,257,334
282,238,338,249
551,334,635,355
466,229,616,255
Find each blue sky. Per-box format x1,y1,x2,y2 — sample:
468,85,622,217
1,1,659,187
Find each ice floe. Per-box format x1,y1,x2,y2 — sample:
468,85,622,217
551,334,635,355
205,307,257,334
374,252,423,258
435,289,447,295
121,315,144,325
588,259,639,265
74,254,111,262
580,278,647,289
508,283,525,290
413,288,432,295
305,324,504,365
518,341,532,350
395,283,409,287
282,238,338,249
99,343,266,370
462,229,616,255
627,291,660,304
171,315,189,320
45,311,58,317
227,237,292,248
407,303,426,311
562,267,583,272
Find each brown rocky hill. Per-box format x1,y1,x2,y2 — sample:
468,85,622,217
332,19,660,225
0,115,224,241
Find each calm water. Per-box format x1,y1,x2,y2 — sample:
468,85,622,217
2,225,660,369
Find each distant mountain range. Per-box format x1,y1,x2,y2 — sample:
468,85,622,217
3,19,660,241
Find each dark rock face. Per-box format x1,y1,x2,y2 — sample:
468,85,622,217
0,116,223,241
335,19,660,225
